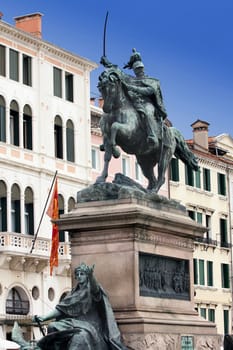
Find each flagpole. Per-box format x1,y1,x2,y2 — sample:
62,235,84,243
30,171,58,254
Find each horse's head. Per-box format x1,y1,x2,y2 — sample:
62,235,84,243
98,69,123,113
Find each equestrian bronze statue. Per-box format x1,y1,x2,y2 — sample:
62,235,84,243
96,49,198,192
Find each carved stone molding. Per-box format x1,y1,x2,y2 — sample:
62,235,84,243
123,333,178,350
195,336,222,349
123,333,222,350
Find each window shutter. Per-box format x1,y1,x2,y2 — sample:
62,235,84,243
193,259,198,284
0,45,6,76
207,261,213,286
199,259,205,285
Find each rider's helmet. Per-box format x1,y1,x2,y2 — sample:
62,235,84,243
132,60,144,70
123,48,144,69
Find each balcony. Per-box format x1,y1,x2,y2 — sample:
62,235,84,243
220,241,232,249
6,299,29,315
0,232,71,273
195,236,217,247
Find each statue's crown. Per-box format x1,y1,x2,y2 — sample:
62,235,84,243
75,262,94,274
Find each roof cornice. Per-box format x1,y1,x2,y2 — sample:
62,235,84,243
0,20,98,71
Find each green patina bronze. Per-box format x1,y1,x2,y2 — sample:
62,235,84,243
96,49,198,192
12,263,127,350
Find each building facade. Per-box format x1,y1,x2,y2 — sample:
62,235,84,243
170,120,233,337
0,13,97,341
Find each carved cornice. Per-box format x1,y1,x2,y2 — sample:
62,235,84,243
0,21,97,70
196,153,233,172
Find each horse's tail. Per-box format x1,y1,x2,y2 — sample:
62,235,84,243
172,127,199,171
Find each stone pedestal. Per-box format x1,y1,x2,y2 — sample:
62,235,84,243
58,186,220,349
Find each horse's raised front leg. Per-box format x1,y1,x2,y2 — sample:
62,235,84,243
95,144,112,184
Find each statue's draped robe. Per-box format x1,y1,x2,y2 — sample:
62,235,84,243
38,283,126,350
133,77,167,120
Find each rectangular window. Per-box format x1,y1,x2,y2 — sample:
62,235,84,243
0,45,6,76
224,310,229,335
220,218,228,247
188,210,195,220
0,103,6,142
91,147,99,170
23,115,32,150
135,162,143,182
0,197,7,231
203,168,211,191
196,212,202,224
135,162,140,181
193,258,198,284
200,308,206,319
10,49,19,81
170,158,179,181
199,259,205,285
221,264,230,288
53,67,62,97
66,126,75,162
208,309,215,322
195,169,201,188
11,200,21,233
10,111,19,146
207,261,213,286
122,157,130,176
218,173,226,195
65,72,74,102
185,165,194,186
205,214,212,239
23,54,32,86
58,208,65,242
54,123,63,159
24,203,34,235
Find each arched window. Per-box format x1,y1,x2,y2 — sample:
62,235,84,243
0,180,7,231
11,184,21,233
24,187,34,235
6,287,29,315
0,96,6,142
23,104,32,150
54,115,63,159
58,194,65,242
10,100,19,146
59,291,69,302
68,197,75,212
66,119,75,162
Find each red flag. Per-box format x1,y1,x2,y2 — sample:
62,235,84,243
47,178,59,275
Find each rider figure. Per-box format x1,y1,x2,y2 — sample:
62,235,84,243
100,49,167,148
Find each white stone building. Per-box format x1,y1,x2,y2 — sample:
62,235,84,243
0,13,97,341
170,120,233,337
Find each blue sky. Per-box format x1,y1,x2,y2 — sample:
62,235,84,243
1,0,233,138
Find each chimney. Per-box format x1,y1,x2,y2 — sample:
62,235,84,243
90,97,96,106
191,119,209,152
0,12,3,20
98,97,104,109
14,13,43,39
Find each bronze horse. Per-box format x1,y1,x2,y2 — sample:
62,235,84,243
96,68,198,192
